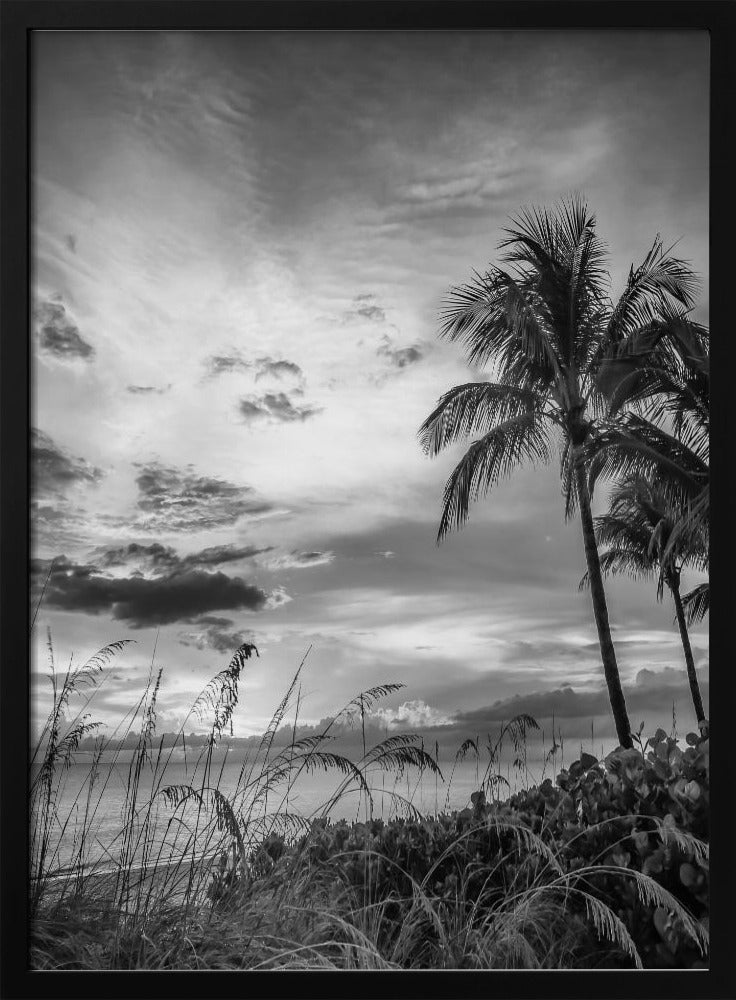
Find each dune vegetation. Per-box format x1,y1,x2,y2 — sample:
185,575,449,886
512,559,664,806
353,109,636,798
30,635,708,971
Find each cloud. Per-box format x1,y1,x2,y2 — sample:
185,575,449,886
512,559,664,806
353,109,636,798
35,299,94,361
31,428,103,497
178,617,257,653
370,699,452,729
204,352,304,388
355,304,386,322
454,687,610,727
255,357,303,382
97,540,272,574
126,384,171,394
185,543,274,568
452,668,709,732
98,541,179,572
265,586,292,609
192,615,236,627
396,175,484,205
377,335,424,369
265,550,334,570
203,351,251,378
32,555,270,627
133,462,273,531
238,392,320,423
341,294,387,324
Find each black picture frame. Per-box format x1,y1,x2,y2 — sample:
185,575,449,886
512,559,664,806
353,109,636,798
2,3,734,998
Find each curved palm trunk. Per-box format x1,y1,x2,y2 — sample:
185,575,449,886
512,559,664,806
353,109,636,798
670,581,706,725
573,457,633,749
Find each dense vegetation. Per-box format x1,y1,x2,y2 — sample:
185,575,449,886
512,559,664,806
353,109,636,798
30,642,708,971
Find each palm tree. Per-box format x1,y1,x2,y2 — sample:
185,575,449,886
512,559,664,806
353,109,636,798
418,198,697,749
591,307,709,625
583,478,707,726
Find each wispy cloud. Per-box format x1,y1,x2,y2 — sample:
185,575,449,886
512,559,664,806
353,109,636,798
342,294,387,324
31,429,103,497
265,550,335,570
133,462,273,531
97,540,272,574
126,384,171,395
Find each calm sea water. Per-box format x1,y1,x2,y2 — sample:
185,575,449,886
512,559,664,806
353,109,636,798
32,748,574,875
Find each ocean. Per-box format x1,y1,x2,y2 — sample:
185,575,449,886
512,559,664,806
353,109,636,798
31,748,570,876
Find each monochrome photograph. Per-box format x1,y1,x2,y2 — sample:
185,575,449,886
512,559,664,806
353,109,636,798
28,27,710,972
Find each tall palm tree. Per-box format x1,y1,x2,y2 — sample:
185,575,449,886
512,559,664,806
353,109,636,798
418,198,697,749
583,478,707,726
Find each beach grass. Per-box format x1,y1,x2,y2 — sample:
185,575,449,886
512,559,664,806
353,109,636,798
30,637,709,970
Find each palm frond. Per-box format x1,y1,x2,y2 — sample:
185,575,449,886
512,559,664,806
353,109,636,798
682,582,709,625
439,269,561,386
437,411,553,541
418,381,542,456
662,486,709,568
500,197,609,368
580,545,657,591
587,416,707,503
605,237,699,344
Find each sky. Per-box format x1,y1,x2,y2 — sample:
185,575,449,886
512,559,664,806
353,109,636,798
31,30,709,751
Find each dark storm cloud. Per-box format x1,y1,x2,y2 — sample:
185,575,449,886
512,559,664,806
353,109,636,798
134,463,273,531
31,428,103,496
98,540,272,572
32,555,269,627
35,299,94,361
238,392,320,423
377,335,424,369
64,234,77,253
255,357,303,382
